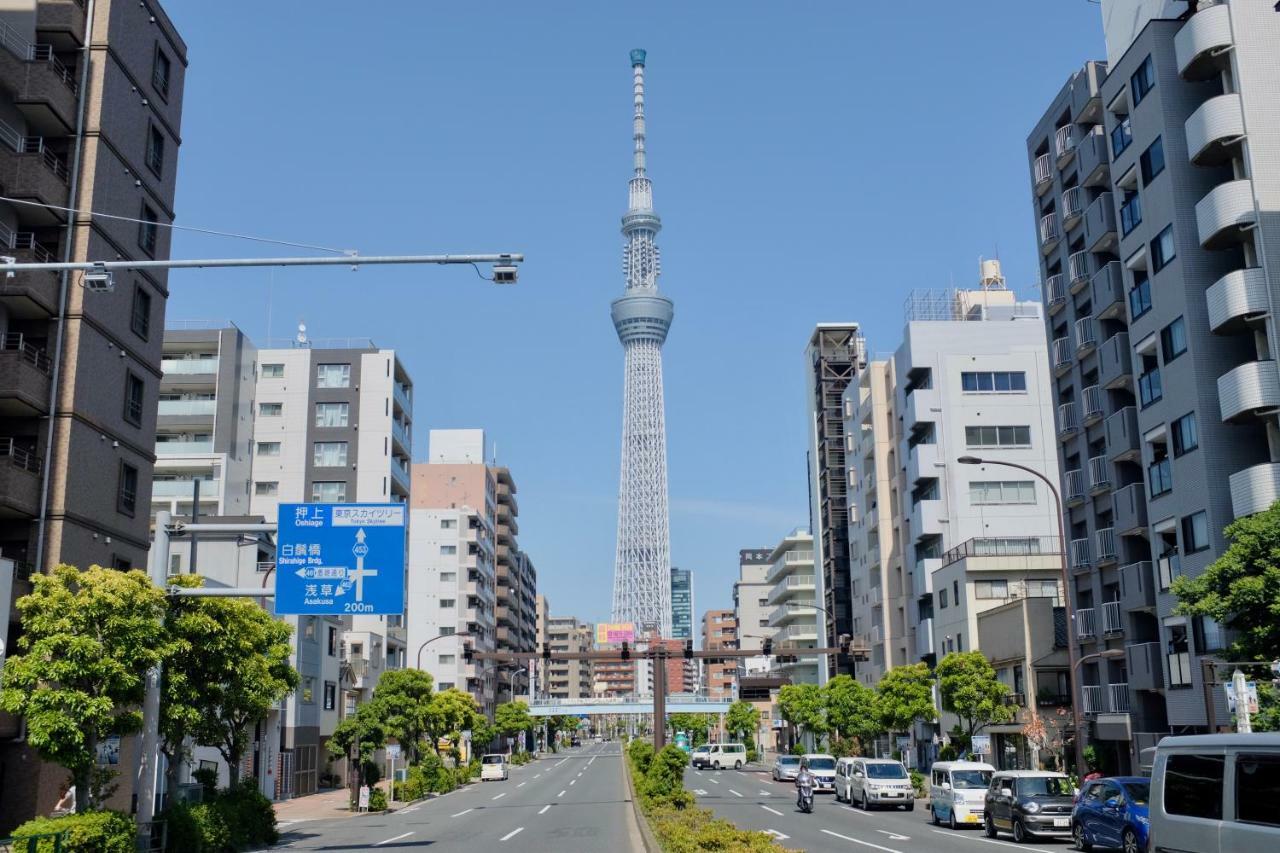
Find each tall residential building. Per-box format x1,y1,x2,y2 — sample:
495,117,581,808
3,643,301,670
541,614,593,699
763,529,818,684
701,608,738,699
0,0,186,828
805,325,865,681
733,549,773,644
611,49,674,636
1029,0,1280,771
492,466,536,702
152,323,256,520
670,566,693,640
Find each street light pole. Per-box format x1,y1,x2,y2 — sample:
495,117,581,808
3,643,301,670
417,633,471,670
958,455,1085,777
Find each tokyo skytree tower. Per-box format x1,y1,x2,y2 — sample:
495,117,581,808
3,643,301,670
610,49,674,636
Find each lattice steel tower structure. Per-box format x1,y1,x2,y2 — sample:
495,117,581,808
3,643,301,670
610,49,674,636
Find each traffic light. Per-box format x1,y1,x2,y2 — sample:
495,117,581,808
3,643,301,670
542,642,552,661
462,643,474,664
684,639,693,659
621,641,630,660
762,638,773,657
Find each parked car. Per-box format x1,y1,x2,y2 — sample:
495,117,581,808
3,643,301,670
704,743,748,770
570,736,581,747
929,760,995,829
801,754,837,792
690,745,712,769
834,757,914,810
480,754,509,781
772,755,801,781
1072,776,1149,853
983,770,1075,843
1148,733,1280,853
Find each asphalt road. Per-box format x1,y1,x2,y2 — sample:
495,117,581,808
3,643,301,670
686,766,1077,853
275,741,641,852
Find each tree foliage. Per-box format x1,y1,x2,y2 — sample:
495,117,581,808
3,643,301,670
425,687,482,754
495,700,535,737
824,675,879,745
668,712,714,746
328,702,386,784
936,651,1014,738
368,668,434,763
725,701,760,745
874,662,936,734
779,683,827,740
0,565,167,811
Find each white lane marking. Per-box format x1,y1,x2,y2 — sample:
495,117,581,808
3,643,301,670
374,832,414,846
729,789,743,797
759,790,772,796
451,809,473,818
538,805,551,815
534,773,542,779
876,830,911,840
693,771,703,777
500,827,524,842
569,778,577,785
694,789,708,796
517,781,527,788
761,805,783,816
555,759,567,767
708,778,720,784
492,792,507,800
558,789,566,797
766,829,791,841
929,829,1058,852
821,829,903,853
589,756,597,765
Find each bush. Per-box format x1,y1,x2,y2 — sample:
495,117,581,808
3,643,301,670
11,811,136,853
938,743,958,762
790,743,806,756
643,745,691,807
746,747,759,764
910,769,926,798
156,781,276,853
368,787,388,811
647,803,788,853
187,803,231,853
215,781,278,849
628,739,655,775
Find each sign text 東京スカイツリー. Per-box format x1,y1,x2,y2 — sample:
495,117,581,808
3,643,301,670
274,503,406,616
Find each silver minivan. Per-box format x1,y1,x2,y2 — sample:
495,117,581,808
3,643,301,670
835,757,915,810
1149,733,1280,852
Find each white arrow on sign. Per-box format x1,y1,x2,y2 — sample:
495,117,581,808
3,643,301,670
876,830,911,841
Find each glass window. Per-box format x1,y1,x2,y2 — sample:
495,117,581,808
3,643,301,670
1149,458,1173,498
261,363,284,379
970,480,1036,505
257,441,280,456
301,677,315,705
323,681,336,711
131,285,151,339
440,599,456,608
440,545,457,556
152,46,172,98
1182,511,1210,553
1172,413,1198,457
315,402,349,427
964,425,1032,448
313,441,349,467
1129,270,1152,320
327,626,338,656
316,363,351,388
1236,753,1280,826
1131,55,1155,106
441,518,457,529
1120,190,1142,236
1164,754,1223,819
118,462,138,516
440,571,456,582
311,481,347,502
1167,624,1193,687
1139,368,1163,408
146,125,165,175
1016,776,1073,797
961,372,1026,393
254,481,278,496
123,373,145,426
1161,317,1187,362
1110,116,1133,157
1152,225,1176,273
939,588,949,609
1140,137,1165,184
975,579,1009,599
138,203,159,256
259,402,282,417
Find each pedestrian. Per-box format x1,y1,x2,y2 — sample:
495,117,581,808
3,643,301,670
53,781,75,816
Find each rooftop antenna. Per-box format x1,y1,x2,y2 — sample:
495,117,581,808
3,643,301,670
296,321,309,347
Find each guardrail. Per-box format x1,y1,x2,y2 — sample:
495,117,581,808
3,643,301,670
0,831,68,853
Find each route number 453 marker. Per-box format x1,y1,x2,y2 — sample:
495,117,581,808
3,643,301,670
275,503,406,616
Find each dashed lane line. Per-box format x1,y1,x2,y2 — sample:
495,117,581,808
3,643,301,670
821,829,903,853
374,832,414,846
761,805,783,816
538,805,551,815
492,792,507,800
500,827,524,842
928,829,1059,852
729,789,743,798
558,789,567,797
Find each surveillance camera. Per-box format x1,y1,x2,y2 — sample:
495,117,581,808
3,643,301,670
492,265,518,285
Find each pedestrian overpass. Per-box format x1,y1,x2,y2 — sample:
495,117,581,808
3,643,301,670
528,694,733,716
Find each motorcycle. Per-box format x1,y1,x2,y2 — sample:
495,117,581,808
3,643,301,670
797,780,815,814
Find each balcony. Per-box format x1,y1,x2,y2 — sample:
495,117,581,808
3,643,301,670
1045,274,1067,314
1062,187,1086,229
0,334,52,417
1095,527,1118,565
1082,385,1105,425
390,458,411,492
1207,267,1268,333
1217,360,1280,423
913,558,939,598
158,399,215,418
1099,333,1133,391
910,499,943,543
916,617,935,659
0,21,78,134
393,381,412,413
1058,401,1080,439
1052,336,1074,375
1196,179,1256,249
161,358,218,377
1070,538,1092,573
767,573,815,605
392,418,412,453
36,0,87,49
1074,316,1098,356
1076,129,1111,187
1084,192,1118,253
1055,124,1080,165
0,119,70,216
1185,93,1245,166
906,441,939,485
777,623,817,642
1119,561,1156,612
0,437,41,516
1066,469,1086,504
1081,685,1104,714
1088,455,1112,494
1076,607,1097,640
0,247,59,317
1068,251,1092,293
1108,683,1131,713
1106,406,1140,462
155,440,214,455
903,387,938,436
1114,483,1149,536
1091,261,1125,320
1033,153,1053,195
152,479,220,500
1127,642,1165,692
1175,1,1233,81
1102,600,1122,634
1039,212,1061,255
1228,462,1280,519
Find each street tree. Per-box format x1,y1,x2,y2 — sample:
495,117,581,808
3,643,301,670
328,702,387,785
369,668,434,763
824,675,879,750
936,651,1014,739
495,700,535,750
668,712,713,746
0,565,167,811
426,688,482,756
874,662,936,735
725,701,760,746
780,683,827,748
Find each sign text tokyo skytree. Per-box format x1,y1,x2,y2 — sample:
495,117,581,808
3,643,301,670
610,49,674,637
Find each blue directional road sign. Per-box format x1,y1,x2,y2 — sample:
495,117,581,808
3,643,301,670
275,503,406,615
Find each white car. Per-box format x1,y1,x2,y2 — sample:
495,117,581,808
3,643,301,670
835,757,915,810
704,743,748,770
480,754,508,781
802,754,838,792
690,745,712,768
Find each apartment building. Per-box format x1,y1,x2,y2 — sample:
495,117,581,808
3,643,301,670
492,466,536,703
732,549,772,643
0,0,186,828
541,613,593,699
152,323,256,519
763,529,818,684
671,566,693,640
805,325,865,681
593,653,635,698
1027,0,1278,771
702,608,738,698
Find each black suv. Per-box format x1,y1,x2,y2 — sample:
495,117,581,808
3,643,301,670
984,771,1076,843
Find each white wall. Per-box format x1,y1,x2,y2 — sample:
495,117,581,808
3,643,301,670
1101,0,1188,66
357,351,395,502
251,349,312,514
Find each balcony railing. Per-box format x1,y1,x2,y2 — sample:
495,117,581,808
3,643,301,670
1076,606,1097,639
161,358,218,375
1083,385,1104,422
1095,527,1117,563
1058,401,1080,436
155,440,214,455
1102,600,1122,633
1066,469,1085,502
941,536,1058,566
1039,212,1060,246
1108,683,1131,713
1074,316,1097,354
0,333,51,372
1063,186,1085,223
0,20,78,92
1053,336,1073,372
1068,251,1091,290
1034,153,1053,189
1045,274,1066,312
157,399,215,417
1088,455,1111,492
1070,538,1092,572
0,116,70,180
1055,124,1078,159
0,437,42,474
1082,685,1104,713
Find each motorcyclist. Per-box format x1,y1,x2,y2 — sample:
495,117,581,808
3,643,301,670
795,758,816,810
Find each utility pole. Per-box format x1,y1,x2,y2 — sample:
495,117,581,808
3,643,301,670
1233,670,1252,734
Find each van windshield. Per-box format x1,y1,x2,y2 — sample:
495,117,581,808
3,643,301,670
867,764,908,779
1017,776,1072,797
482,755,505,765
952,770,993,789
807,758,836,771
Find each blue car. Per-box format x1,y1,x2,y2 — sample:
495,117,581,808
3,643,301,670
1072,776,1150,853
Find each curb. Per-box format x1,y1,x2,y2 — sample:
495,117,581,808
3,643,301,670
621,757,662,853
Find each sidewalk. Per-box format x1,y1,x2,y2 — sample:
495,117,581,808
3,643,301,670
272,788,358,822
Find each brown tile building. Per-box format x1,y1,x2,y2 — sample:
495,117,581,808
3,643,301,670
702,608,738,699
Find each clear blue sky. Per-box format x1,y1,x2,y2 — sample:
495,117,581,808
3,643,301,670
162,1,1104,626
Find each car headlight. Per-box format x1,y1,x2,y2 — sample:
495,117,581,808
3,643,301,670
1023,802,1040,814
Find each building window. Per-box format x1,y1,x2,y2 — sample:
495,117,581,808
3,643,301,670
259,402,282,417
146,125,165,176
1110,115,1133,157
440,599,456,608
138,203,158,256
961,371,1027,393
1152,225,1176,273
254,482,278,496
301,677,315,704
323,681,336,711
440,571,456,582
313,441,349,467
1120,190,1142,236
974,579,1009,599
327,626,338,656
1139,136,1165,185
441,518,457,529
1149,454,1173,498
261,363,284,379
315,402,349,428
1129,270,1152,320
257,441,281,456
1182,511,1210,553
131,285,151,339
1161,317,1188,362
969,480,1036,505
118,462,138,516
440,545,457,556
1138,367,1163,408
1172,413,1198,457
939,588,948,609
123,372,145,426
964,425,1032,448
311,481,347,503
1028,579,1060,600
152,45,171,98
1131,54,1155,106
1167,624,1193,689
316,363,351,389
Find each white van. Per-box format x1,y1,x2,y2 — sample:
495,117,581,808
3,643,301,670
480,754,508,781
929,760,995,829
1148,733,1280,852
702,743,747,770
835,757,915,810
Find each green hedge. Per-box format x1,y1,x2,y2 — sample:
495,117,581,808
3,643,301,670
158,781,277,853
10,811,135,853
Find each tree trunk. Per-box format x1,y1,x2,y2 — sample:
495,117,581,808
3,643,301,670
79,731,97,812
163,744,182,801
227,745,242,787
